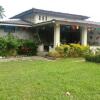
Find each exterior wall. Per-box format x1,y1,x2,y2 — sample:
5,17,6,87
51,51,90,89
23,14,35,23
34,14,65,23
88,28,100,46
22,14,62,24
0,27,34,40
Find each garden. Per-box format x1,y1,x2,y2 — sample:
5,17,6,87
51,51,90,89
48,44,100,63
0,33,37,57
0,34,100,100
0,33,100,63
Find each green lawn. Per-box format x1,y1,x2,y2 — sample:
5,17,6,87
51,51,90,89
0,58,100,100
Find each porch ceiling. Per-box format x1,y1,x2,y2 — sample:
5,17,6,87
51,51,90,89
32,19,100,28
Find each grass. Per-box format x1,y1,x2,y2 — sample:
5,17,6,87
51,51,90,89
0,58,100,100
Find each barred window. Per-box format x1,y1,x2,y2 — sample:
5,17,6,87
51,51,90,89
4,26,15,33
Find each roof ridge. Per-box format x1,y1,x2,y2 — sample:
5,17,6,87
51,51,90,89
32,8,89,18
11,8,89,20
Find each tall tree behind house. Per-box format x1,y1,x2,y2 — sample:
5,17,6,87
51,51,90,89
0,5,5,19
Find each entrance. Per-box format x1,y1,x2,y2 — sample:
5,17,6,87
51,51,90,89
38,25,54,51
60,25,81,44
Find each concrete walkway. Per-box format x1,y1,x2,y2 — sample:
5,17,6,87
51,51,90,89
0,56,52,62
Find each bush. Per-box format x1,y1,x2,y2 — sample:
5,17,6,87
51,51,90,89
85,54,100,63
0,34,38,57
54,44,89,57
48,50,61,58
69,44,89,57
18,40,37,56
55,44,70,57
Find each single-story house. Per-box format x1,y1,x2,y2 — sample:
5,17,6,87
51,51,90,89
0,8,100,52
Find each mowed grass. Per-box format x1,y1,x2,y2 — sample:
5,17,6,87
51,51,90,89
0,58,100,100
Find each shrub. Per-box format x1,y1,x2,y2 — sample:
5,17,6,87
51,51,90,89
55,44,89,57
48,50,61,58
85,54,100,63
4,33,21,56
18,40,37,56
0,37,7,56
69,44,89,57
0,34,38,57
55,44,70,57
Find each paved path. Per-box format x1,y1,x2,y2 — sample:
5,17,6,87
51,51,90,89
0,56,52,62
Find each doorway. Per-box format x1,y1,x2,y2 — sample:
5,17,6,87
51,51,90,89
60,25,81,44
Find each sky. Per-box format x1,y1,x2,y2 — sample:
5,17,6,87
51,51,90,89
1,0,100,21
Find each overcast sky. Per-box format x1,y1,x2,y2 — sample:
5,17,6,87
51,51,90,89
1,0,100,21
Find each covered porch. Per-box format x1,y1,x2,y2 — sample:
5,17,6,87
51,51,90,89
32,19,100,52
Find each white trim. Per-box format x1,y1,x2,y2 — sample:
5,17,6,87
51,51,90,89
0,23,32,27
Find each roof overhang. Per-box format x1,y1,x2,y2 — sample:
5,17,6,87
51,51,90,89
0,23,32,27
32,19,100,28
0,19,32,27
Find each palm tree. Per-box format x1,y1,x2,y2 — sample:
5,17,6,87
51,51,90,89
0,6,5,19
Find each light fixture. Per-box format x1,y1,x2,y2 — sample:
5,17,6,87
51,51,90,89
76,26,79,30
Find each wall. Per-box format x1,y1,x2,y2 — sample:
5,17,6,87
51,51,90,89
0,27,34,40
23,14,66,24
88,28,100,46
34,14,66,23
23,14,35,23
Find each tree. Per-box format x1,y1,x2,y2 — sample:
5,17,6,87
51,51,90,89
0,5,5,19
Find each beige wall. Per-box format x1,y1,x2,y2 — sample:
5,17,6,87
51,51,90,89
23,14,66,24
0,27,34,40
34,14,66,23
23,14,35,23
88,28,100,46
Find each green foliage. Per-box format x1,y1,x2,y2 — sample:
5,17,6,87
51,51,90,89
48,50,61,58
18,40,38,56
0,33,21,56
85,54,100,63
54,44,90,58
0,34,37,56
69,44,89,57
0,37,6,50
5,33,21,50
55,44,70,57
85,48,100,63
0,5,5,19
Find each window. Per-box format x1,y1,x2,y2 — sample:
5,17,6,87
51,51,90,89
46,16,48,20
4,26,15,33
39,15,47,21
42,16,44,20
39,15,41,20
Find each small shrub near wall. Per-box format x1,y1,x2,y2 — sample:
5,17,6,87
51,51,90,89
48,44,90,58
55,44,70,57
18,40,38,56
0,34,38,57
85,54,100,63
85,49,100,63
0,33,20,56
48,50,61,58
68,44,89,57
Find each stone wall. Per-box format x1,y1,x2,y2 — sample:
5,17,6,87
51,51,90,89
0,26,34,40
88,28,100,46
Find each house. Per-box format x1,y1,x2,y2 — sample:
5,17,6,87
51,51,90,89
0,8,100,52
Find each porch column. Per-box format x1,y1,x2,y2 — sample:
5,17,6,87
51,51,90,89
81,26,88,46
54,23,60,48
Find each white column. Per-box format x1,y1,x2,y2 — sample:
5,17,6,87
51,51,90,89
81,26,88,46
54,23,60,48
37,44,44,52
